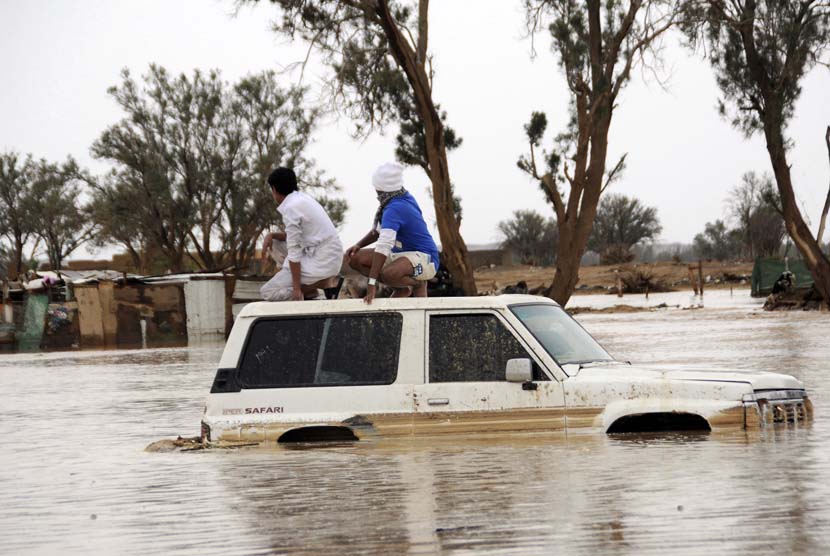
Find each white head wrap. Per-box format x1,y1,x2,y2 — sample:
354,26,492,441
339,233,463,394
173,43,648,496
372,162,404,192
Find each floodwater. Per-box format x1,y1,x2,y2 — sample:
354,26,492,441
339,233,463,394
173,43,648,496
1,290,829,555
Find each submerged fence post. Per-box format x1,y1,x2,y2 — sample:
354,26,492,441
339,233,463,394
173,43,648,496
687,265,699,296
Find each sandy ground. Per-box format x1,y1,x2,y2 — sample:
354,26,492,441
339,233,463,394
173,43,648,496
474,261,754,294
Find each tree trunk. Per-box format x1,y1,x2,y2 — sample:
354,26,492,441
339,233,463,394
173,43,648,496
376,0,477,295
547,232,582,305
10,236,24,281
545,112,612,306
422,112,477,295
817,126,830,247
764,119,830,303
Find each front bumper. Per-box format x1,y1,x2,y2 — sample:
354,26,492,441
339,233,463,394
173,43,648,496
743,390,813,427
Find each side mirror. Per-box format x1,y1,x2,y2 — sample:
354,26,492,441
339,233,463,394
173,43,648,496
506,358,533,383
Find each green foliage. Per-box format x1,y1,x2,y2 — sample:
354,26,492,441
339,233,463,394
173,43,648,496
693,220,741,261
91,65,343,272
587,193,662,264
395,101,462,170
246,1,462,178
518,1,675,212
28,157,96,271
524,111,547,148
498,209,558,266
681,1,830,136
0,151,37,279
728,172,785,258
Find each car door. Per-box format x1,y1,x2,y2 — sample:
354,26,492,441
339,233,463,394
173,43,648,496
411,310,566,436
222,311,416,439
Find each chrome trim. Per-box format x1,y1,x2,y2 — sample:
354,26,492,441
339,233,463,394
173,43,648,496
742,389,806,403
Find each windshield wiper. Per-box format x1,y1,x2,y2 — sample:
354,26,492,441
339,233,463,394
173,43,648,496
573,359,618,370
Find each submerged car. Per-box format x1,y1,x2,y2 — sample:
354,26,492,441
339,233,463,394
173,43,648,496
201,295,812,444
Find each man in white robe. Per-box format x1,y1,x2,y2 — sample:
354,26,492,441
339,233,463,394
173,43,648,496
260,167,343,302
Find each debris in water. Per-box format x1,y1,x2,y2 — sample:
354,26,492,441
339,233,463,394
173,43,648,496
144,435,258,452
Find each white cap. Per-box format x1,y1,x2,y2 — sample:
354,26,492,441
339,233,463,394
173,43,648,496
372,161,404,192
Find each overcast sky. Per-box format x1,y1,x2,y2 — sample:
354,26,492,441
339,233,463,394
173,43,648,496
1,0,829,258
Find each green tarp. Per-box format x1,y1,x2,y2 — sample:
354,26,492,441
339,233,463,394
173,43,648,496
751,257,815,297
18,294,49,351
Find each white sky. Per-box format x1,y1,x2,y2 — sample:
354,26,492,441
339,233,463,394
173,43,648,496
1,0,829,259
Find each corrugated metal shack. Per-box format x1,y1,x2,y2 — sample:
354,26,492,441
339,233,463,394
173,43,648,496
1,270,269,352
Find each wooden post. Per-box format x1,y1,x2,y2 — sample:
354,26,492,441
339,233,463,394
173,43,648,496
223,272,237,338
698,260,704,298
687,265,699,296
1,280,7,324
616,272,623,298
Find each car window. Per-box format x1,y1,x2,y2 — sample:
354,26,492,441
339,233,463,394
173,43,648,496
238,313,402,388
510,304,612,366
428,313,546,382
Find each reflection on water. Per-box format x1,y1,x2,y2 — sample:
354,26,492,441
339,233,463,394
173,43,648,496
1,290,829,555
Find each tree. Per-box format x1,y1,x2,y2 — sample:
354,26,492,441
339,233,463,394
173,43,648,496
0,151,36,280
519,0,677,305
498,210,558,266
693,220,740,261
682,0,830,302
243,0,476,294
0,243,10,281
587,193,662,264
91,65,341,273
28,157,96,272
727,172,785,259
819,125,830,248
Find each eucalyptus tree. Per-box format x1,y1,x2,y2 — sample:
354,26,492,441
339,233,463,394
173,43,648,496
242,0,476,294
518,0,677,305
28,157,97,271
498,209,559,266
728,172,785,259
92,65,341,273
681,0,830,302
694,220,740,262
0,151,36,280
88,170,151,272
587,194,662,264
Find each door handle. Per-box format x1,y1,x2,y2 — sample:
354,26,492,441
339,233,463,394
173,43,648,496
427,398,449,406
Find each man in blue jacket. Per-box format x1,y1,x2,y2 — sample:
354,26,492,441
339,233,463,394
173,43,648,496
345,162,440,304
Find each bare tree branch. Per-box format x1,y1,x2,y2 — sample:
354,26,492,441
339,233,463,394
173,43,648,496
818,125,830,244
602,153,628,193
417,0,429,65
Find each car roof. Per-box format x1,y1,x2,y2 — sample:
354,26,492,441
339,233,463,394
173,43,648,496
237,294,558,318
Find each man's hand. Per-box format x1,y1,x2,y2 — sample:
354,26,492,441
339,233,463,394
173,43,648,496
290,288,304,302
344,244,361,263
363,283,376,305
261,232,274,262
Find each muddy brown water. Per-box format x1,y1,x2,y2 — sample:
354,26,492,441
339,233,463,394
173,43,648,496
1,291,829,555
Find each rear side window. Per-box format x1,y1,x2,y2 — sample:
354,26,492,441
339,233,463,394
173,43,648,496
238,313,402,388
429,313,546,382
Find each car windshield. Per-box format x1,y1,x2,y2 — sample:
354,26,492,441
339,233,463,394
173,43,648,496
510,304,613,366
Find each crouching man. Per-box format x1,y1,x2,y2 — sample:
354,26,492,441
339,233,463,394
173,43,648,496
260,167,343,302
345,161,439,304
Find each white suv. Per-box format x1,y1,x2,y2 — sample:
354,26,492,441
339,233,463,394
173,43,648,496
201,295,812,444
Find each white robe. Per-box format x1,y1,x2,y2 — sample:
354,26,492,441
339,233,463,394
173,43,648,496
260,191,343,301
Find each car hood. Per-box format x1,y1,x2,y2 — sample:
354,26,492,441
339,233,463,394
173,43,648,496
569,362,804,391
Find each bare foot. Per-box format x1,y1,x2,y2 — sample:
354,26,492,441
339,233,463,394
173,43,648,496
391,286,413,298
